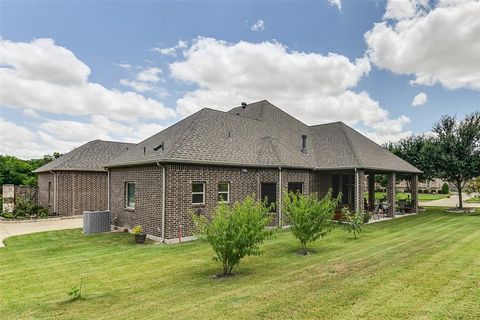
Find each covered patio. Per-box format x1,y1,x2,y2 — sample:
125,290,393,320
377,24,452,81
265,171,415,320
329,169,419,218
320,169,419,220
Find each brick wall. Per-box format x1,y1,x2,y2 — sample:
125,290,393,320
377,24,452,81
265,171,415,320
109,165,163,237
38,172,54,213
309,173,332,197
56,171,107,216
109,163,319,240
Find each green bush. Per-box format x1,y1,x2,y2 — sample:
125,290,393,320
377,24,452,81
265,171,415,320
441,183,450,194
192,195,273,277
283,190,340,255
9,196,49,219
363,211,371,223
341,209,365,239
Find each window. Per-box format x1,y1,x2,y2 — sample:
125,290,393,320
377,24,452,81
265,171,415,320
288,182,303,195
260,183,277,213
48,181,52,204
126,182,136,209
192,182,205,204
218,182,230,203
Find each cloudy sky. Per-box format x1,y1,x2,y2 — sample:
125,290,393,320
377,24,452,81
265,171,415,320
1,0,479,159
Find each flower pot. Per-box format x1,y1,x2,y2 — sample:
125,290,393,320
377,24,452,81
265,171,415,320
134,234,146,244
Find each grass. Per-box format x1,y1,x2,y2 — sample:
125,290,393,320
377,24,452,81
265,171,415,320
1,208,479,319
366,192,449,202
466,196,480,203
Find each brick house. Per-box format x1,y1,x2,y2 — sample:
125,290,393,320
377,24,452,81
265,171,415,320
34,140,133,216
106,100,421,243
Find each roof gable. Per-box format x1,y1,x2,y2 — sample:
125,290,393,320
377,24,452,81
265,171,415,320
34,140,134,173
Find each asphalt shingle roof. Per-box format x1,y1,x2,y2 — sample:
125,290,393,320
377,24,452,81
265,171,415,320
33,140,134,173
105,100,421,173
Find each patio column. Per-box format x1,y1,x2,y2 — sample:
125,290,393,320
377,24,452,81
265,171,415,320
410,174,419,213
354,169,365,213
368,174,375,210
387,172,396,216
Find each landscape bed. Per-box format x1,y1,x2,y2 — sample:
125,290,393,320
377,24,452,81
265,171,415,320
1,208,479,319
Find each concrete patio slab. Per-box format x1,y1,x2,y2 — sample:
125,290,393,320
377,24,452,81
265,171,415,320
0,217,82,248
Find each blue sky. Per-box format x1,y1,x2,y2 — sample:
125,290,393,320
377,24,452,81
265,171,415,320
1,0,479,158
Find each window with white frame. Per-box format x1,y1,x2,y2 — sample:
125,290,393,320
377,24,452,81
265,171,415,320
126,182,136,209
192,182,205,204
217,182,230,203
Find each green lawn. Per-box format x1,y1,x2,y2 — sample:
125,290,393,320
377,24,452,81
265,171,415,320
466,197,480,203
366,192,449,202
1,208,479,319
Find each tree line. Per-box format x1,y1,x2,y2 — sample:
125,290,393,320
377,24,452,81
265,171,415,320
0,153,61,186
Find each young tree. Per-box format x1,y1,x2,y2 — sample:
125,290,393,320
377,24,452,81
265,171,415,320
424,112,480,208
192,195,272,277
341,209,365,239
283,190,340,255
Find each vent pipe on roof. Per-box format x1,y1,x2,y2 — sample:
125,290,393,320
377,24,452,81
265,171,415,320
301,135,308,154
241,102,247,109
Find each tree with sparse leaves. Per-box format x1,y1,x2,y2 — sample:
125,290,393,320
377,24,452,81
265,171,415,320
192,195,272,277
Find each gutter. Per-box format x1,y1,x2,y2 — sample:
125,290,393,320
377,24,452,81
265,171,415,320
157,162,166,242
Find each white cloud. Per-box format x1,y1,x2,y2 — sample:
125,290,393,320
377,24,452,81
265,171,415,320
328,0,342,11
152,40,189,57
0,38,176,121
250,19,265,31
23,109,40,118
119,67,163,92
137,67,162,82
365,0,480,90
411,92,428,106
170,37,410,142
119,79,153,92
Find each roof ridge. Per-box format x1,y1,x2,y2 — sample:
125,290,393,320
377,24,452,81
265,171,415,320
338,122,362,167
164,108,207,157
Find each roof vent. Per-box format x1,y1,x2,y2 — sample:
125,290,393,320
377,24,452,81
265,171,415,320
153,142,164,152
301,135,308,154
241,102,247,109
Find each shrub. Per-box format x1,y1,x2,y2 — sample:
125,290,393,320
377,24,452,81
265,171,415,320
132,225,144,235
363,211,371,223
441,183,450,195
68,277,83,300
283,190,340,255
11,196,49,219
192,195,272,277
342,209,365,239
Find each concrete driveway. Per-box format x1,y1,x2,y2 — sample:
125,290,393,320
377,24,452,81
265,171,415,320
420,193,480,208
0,217,82,248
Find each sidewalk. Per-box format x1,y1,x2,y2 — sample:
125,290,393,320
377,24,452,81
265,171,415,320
0,217,82,248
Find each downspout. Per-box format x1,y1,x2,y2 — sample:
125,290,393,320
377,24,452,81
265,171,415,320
278,166,282,228
107,168,110,211
157,162,166,242
50,170,57,214
354,168,358,213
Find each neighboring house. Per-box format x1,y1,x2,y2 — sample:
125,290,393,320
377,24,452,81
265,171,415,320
105,100,421,243
396,178,446,193
34,140,134,216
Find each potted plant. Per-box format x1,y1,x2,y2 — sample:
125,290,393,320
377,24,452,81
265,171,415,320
132,225,146,244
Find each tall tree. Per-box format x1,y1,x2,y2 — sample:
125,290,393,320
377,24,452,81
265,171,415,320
385,135,435,188
425,112,480,208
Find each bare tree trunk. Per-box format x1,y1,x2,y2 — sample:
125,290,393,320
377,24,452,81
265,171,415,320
458,186,463,209
456,179,463,209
